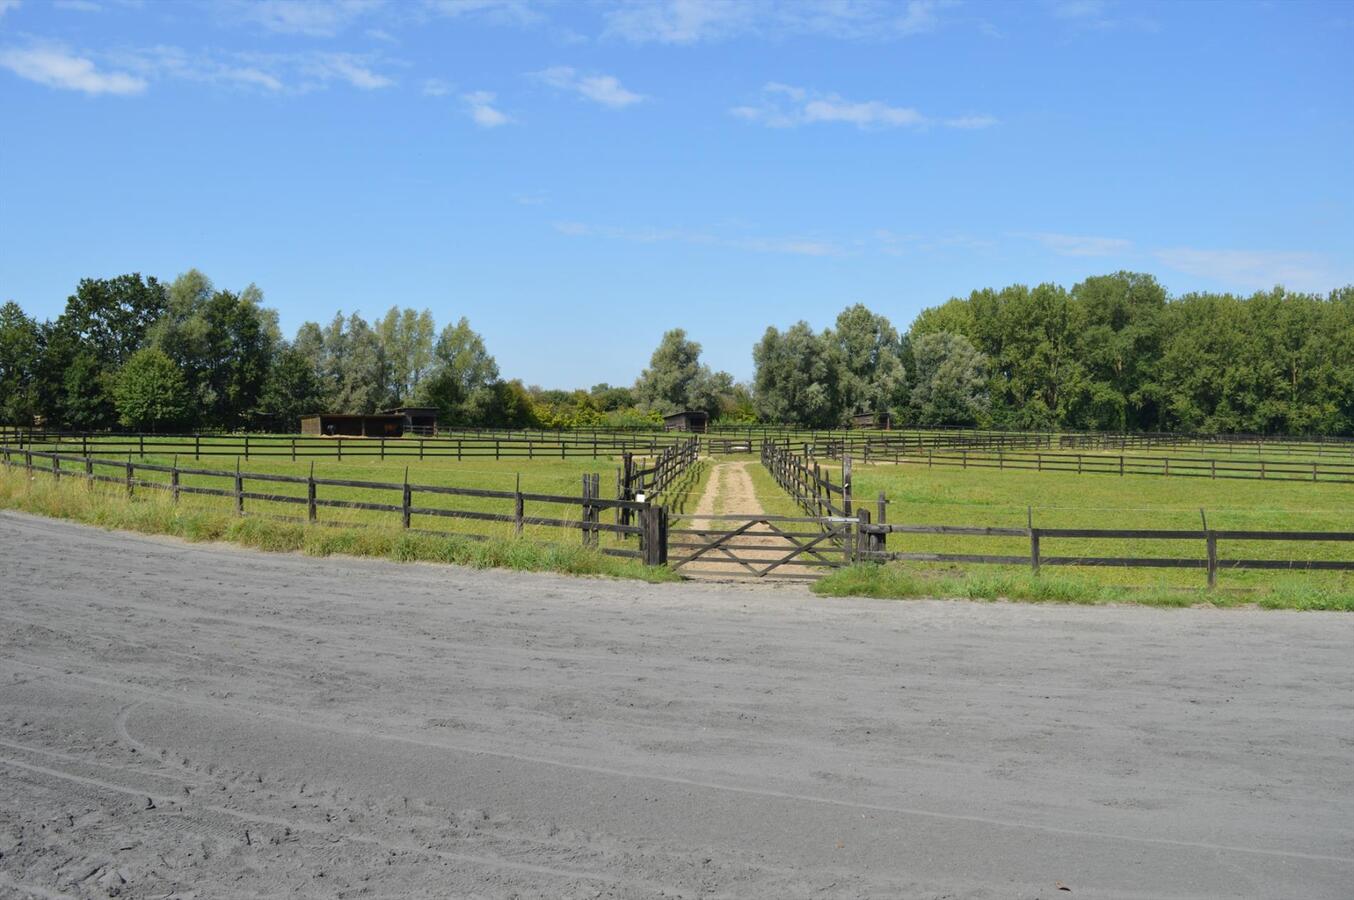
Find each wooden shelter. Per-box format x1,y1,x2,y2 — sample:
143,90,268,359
384,406,439,435
663,410,709,433
850,411,892,430
300,413,405,437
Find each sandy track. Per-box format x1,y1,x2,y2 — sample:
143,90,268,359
2,510,1353,898
675,462,816,579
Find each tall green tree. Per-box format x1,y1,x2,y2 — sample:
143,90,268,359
907,332,989,426
831,304,906,418
147,271,279,428
752,322,840,427
0,302,41,425
113,348,188,431
416,317,499,424
377,307,435,403
257,345,326,431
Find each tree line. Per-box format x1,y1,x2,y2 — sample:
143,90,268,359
1,269,1351,434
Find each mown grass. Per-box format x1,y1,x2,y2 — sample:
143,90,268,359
798,460,1354,604
0,464,678,582
5,441,687,548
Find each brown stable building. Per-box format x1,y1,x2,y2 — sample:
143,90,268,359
663,410,709,433
300,413,406,437
385,406,439,435
850,411,893,430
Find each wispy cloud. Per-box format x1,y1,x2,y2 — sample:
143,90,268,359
602,0,952,44
96,45,396,94
530,65,644,108
0,0,20,17
732,83,993,131
422,77,453,96
423,0,541,26
54,0,102,11
0,44,146,95
223,0,386,37
463,90,510,127
1046,0,1159,33
944,114,998,129
1022,232,1132,257
1155,247,1331,291
552,220,844,257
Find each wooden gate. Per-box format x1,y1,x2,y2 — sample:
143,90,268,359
667,514,856,580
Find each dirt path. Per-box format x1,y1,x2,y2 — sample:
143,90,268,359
676,461,799,579
2,511,1353,897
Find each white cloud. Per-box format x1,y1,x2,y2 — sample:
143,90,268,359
54,0,102,11
99,45,394,94
423,0,540,26
306,52,393,89
603,0,952,43
227,0,386,37
0,0,20,17
1155,248,1330,291
463,90,510,127
1023,232,1132,257
531,65,644,108
733,83,989,131
0,45,146,95
944,114,998,129
422,77,453,96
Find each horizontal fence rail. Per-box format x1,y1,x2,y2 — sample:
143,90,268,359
859,523,1354,588
821,445,1354,484
2,445,674,565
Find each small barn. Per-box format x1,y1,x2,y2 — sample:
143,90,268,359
663,410,710,433
300,413,406,437
384,406,439,436
850,411,893,430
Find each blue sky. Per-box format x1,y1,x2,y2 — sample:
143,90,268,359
1,0,1351,386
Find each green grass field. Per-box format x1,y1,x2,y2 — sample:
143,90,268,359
811,460,1354,607
3,436,710,551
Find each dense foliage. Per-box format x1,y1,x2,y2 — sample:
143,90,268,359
2,269,1350,434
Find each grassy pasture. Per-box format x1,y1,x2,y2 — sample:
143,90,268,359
814,460,1354,607
5,435,710,550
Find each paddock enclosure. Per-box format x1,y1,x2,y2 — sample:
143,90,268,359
4,425,1353,594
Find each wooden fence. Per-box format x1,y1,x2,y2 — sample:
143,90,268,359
2,445,669,564
858,522,1354,589
820,444,1354,484
0,429,690,462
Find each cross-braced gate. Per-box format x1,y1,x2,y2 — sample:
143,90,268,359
667,514,858,579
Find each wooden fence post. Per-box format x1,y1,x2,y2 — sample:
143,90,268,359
856,508,872,562
1028,507,1039,574
402,467,411,529
842,455,853,517
171,457,180,504
52,454,60,484
581,474,592,547
126,460,134,497
234,459,244,516
514,473,524,537
194,433,200,461
85,455,93,489
877,491,887,555
307,462,317,522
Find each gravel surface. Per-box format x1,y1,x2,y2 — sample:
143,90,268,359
1,510,1352,898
